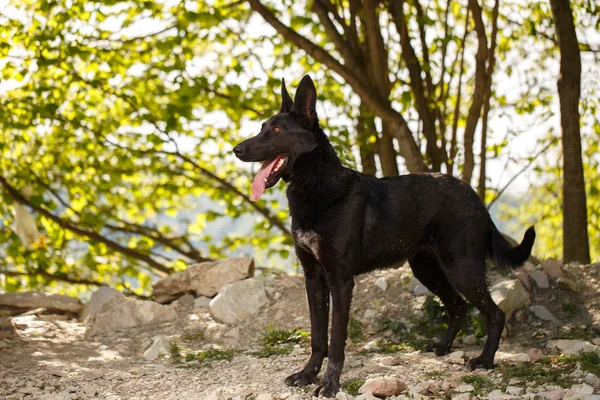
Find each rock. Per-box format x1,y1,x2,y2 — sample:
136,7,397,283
528,271,550,289
364,309,377,319
455,385,474,393
349,359,362,368
414,285,430,296
0,316,16,338
225,326,240,339
356,394,379,400
81,287,124,325
255,394,273,400
335,393,351,400
194,296,211,309
557,278,578,291
0,291,83,315
546,340,599,356
533,390,566,400
530,305,560,324
143,336,171,361
207,391,227,400
512,353,531,363
375,277,388,291
490,279,530,320
175,294,195,309
452,394,471,400
380,356,402,366
542,258,564,278
528,348,544,363
83,370,104,380
515,270,531,289
463,335,477,346
564,384,594,400
592,338,600,346
358,378,407,397
447,350,465,364
584,373,600,388
515,310,527,322
583,396,600,400
209,278,268,324
152,256,254,303
288,396,302,400
506,386,525,396
85,296,177,337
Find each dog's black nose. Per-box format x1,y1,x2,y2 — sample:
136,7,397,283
233,145,245,158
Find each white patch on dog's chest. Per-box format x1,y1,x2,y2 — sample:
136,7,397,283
294,230,321,259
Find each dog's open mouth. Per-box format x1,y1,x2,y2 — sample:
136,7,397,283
251,155,288,200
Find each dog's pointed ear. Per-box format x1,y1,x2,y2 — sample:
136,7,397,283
280,78,294,113
292,75,317,119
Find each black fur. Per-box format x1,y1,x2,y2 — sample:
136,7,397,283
234,76,536,398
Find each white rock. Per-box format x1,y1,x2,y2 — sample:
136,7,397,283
490,279,530,320
512,353,531,363
209,278,268,324
542,258,564,278
255,394,273,400
506,386,525,396
528,271,550,289
546,340,599,356
356,394,379,400
335,393,351,400
452,394,471,400
143,336,171,361
463,335,477,346
364,309,377,319
455,385,474,393
86,296,177,337
206,391,226,400
81,287,124,325
583,396,600,400
447,350,465,364
564,384,594,400
193,296,211,309
375,277,388,291
530,305,560,324
592,338,600,346
288,395,302,400
584,373,600,388
152,256,255,303
359,378,407,397
414,285,430,296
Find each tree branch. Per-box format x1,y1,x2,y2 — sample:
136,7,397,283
0,176,173,275
0,269,105,287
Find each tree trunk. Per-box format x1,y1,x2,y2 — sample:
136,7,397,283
549,0,591,263
357,105,377,175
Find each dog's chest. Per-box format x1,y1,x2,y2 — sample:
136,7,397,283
293,229,322,260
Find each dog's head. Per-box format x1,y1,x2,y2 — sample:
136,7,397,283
233,75,320,200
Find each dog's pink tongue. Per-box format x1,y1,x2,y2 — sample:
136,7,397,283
251,158,278,201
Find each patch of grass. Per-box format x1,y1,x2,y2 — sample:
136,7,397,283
499,356,575,387
378,317,407,334
461,374,497,396
562,302,576,318
343,378,365,396
180,331,205,342
423,369,446,380
378,341,417,354
349,317,365,343
179,348,236,368
565,351,600,376
254,324,310,358
169,341,182,362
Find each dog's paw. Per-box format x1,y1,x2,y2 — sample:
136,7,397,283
285,370,317,387
467,356,494,370
313,377,340,398
423,342,451,356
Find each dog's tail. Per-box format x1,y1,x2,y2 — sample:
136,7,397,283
488,221,536,270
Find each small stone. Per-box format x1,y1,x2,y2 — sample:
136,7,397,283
255,394,273,400
564,383,593,400
506,386,525,396
207,391,227,400
447,350,465,364
452,394,471,400
584,373,600,388
193,296,211,309
515,270,531,289
452,338,463,348
288,395,302,400
528,348,544,363
414,285,430,296
455,385,474,393
358,378,408,397
528,270,550,289
380,356,402,366
84,370,104,380
364,309,376,319
209,278,269,324
355,394,379,400
533,389,565,400
515,310,527,322
592,338,600,346
225,327,240,339
375,277,388,291
363,341,378,351
531,305,560,324
490,279,530,320
143,336,170,361
513,353,531,363
335,393,351,400
546,339,599,356
557,278,577,291
542,258,564,278
463,334,477,346
349,359,362,368
274,310,285,320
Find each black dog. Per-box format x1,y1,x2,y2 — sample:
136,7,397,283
234,76,535,398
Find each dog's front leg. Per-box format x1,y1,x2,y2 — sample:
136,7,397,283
285,249,330,387
314,276,354,398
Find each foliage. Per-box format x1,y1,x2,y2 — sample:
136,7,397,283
342,379,365,396
254,323,309,358
348,317,365,343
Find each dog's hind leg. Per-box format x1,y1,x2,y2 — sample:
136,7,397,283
285,248,330,387
441,258,505,370
409,251,468,356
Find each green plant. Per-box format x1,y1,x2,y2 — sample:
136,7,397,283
349,317,365,342
461,374,496,395
343,379,365,396
254,324,310,358
169,341,182,362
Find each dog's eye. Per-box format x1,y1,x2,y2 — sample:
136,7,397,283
273,127,282,133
